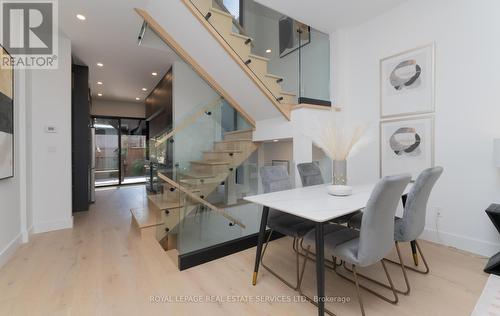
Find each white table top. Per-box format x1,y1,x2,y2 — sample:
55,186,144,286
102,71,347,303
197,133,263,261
244,183,411,223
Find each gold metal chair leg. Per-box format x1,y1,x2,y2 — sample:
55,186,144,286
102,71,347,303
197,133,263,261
352,265,366,316
384,240,430,275
344,243,410,295
297,247,337,316
260,232,302,290
334,261,399,304
298,238,336,269
343,242,410,295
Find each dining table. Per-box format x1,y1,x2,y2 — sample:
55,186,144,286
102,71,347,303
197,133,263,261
244,183,411,316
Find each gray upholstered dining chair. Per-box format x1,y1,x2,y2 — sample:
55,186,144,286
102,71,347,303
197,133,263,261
297,162,361,225
348,166,443,294
299,174,411,316
297,162,324,186
258,165,318,290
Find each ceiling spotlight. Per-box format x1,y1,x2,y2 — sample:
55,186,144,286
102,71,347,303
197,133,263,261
273,139,279,142
97,93,103,97
76,14,86,21
97,62,103,67
97,81,103,85
141,88,147,91
135,97,141,101
152,72,158,76
265,49,272,53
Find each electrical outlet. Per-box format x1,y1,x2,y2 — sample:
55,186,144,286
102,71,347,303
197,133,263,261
435,207,444,218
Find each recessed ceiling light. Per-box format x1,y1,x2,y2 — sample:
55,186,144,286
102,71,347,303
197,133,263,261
135,97,141,101
76,14,86,21
141,88,147,91
273,139,279,142
152,72,158,76
97,93,103,97
97,62,103,67
265,49,272,53
97,81,103,85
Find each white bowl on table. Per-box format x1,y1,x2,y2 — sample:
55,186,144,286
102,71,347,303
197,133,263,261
327,185,353,196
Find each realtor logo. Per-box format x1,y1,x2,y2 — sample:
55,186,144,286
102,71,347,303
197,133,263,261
0,0,58,69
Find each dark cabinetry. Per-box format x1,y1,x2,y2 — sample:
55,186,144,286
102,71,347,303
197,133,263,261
71,65,90,212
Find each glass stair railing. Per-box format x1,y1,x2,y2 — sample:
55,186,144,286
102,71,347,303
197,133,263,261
148,96,260,256
187,0,331,107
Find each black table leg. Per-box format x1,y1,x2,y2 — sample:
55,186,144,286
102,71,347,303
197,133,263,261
253,206,269,285
315,222,325,316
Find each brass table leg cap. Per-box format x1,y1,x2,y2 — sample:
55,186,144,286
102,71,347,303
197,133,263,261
252,272,258,285
413,253,419,266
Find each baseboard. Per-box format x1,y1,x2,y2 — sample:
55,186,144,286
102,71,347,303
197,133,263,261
421,227,500,257
33,217,73,234
0,233,22,269
21,225,34,243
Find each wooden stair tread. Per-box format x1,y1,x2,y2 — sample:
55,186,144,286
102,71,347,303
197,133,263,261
281,90,296,96
215,139,254,143
229,32,252,41
248,54,270,62
191,160,230,165
148,195,183,210
203,150,243,154
131,207,164,229
179,172,218,179
224,128,253,135
265,73,283,80
210,7,233,18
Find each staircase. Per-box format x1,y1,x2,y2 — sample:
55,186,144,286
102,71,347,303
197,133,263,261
131,128,258,251
190,0,297,105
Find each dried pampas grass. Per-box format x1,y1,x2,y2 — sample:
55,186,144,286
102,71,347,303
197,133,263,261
302,108,370,161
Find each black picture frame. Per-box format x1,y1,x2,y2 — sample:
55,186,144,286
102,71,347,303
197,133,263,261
0,45,14,180
279,17,311,58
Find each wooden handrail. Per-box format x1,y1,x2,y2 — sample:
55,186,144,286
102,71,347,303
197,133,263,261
135,8,257,126
158,172,246,228
154,96,223,147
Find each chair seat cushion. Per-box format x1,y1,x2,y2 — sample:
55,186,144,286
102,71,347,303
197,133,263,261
268,212,316,238
302,224,359,259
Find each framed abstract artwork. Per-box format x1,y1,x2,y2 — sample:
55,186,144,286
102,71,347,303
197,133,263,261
380,44,435,118
0,46,13,180
380,116,434,179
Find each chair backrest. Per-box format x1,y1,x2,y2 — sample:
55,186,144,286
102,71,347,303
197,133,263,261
358,174,411,266
260,165,292,193
260,165,293,220
297,162,324,187
395,167,443,242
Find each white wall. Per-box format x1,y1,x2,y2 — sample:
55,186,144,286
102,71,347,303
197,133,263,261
29,34,73,233
91,99,145,118
331,0,500,256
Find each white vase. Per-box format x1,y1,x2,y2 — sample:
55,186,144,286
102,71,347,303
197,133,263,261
333,160,347,185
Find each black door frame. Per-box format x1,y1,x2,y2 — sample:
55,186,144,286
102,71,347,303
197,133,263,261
92,115,149,187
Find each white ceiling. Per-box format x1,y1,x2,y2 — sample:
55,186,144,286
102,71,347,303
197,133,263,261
59,0,177,103
255,0,409,33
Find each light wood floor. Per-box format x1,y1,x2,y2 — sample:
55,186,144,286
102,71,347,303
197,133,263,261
0,185,489,316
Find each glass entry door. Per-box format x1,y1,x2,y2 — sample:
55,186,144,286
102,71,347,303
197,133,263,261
120,119,148,184
93,117,148,187
94,118,120,187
